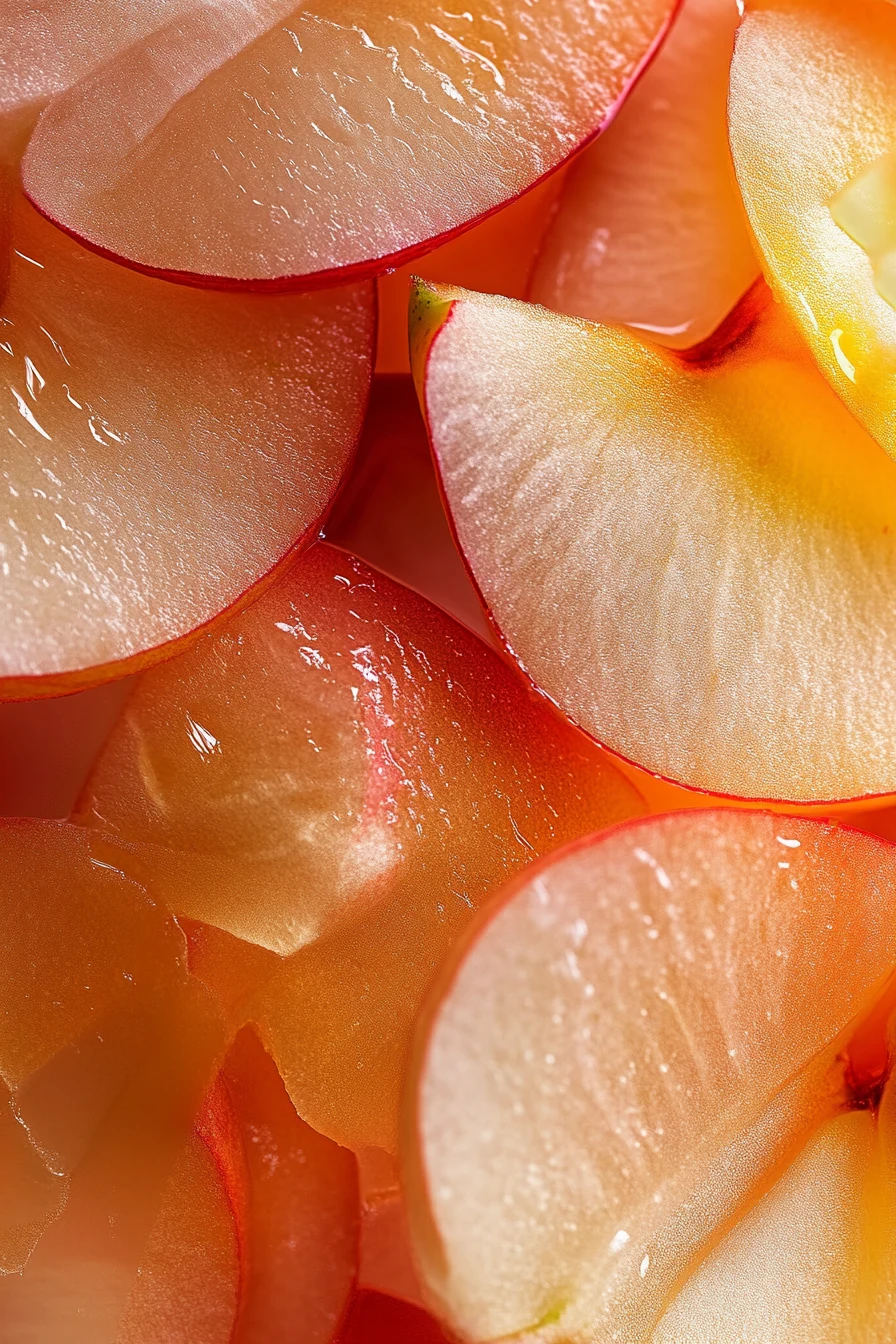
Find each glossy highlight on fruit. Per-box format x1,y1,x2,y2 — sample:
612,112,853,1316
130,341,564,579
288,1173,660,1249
0,187,373,698
79,542,643,1149
531,0,758,347
413,278,896,803
729,0,896,459
21,0,677,289
404,811,896,1342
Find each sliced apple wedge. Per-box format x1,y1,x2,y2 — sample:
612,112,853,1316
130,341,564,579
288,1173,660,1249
531,0,758,347
414,278,896,802
729,0,896,459
403,811,896,1343
21,0,676,289
0,820,222,1339
78,543,643,1149
0,189,373,699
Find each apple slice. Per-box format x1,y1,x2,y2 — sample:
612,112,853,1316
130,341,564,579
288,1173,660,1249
21,0,677,289
324,375,493,641
0,188,373,699
729,0,896,459
0,820,222,1339
117,1131,240,1344
0,2,203,122
403,811,896,1342
122,1030,358,1344
531,0,759,347
413,278,896,803
78,542,643,1149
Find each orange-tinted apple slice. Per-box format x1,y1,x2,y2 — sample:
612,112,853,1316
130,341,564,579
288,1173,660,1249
117,1131,240,1344
414,279,896,803
218,1029,359,1344
0,189,373,698
729,0,896,459
21,0,676,289
0,820,222,1338
531,0,758,347
403,811,896,1342
324,375,492,641
78,543,643,1149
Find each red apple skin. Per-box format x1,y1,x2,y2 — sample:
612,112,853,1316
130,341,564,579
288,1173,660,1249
409,279,896,811
336,1291,452,1344
21,1,682,294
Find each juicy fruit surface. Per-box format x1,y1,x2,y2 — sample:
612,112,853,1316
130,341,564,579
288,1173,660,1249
79,542,643,1150
0,188,374,696
531,0,758,347
404,811,896,1342
21,0,675,287
416,280,896,802
729,0,896,458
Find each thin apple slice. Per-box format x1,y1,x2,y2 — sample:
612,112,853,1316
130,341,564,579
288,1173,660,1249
0,0,209,154
729,0,896,459
0,189,373,698
78,542,643,1149
117,1131,240,1344
0,820,223,1340
414,278,896,802
531,0,758,347
219,1029,359,1344
21,0,676,290
324,375,493,641
403,811,896,1343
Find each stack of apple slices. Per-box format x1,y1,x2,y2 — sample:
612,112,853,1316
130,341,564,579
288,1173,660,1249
8,0,896,1339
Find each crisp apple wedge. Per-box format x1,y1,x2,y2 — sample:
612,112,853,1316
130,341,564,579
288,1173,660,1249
403,811,896,1342
531,0,758,347
0,189,373,699
0,820,222,1339
21,0,676,289
78,543,643,1149
414,278,896,803
729,0,896,459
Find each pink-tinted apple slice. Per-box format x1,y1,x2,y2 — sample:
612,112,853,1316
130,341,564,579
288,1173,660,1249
403,811,896,1342
78,543,643,1149
21,0,677,288
414,279,896,803
729,0,896,458
0,190,373,698
0,2,203,116
324,375,493,641
531,0,758,347
0,820,222,1338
